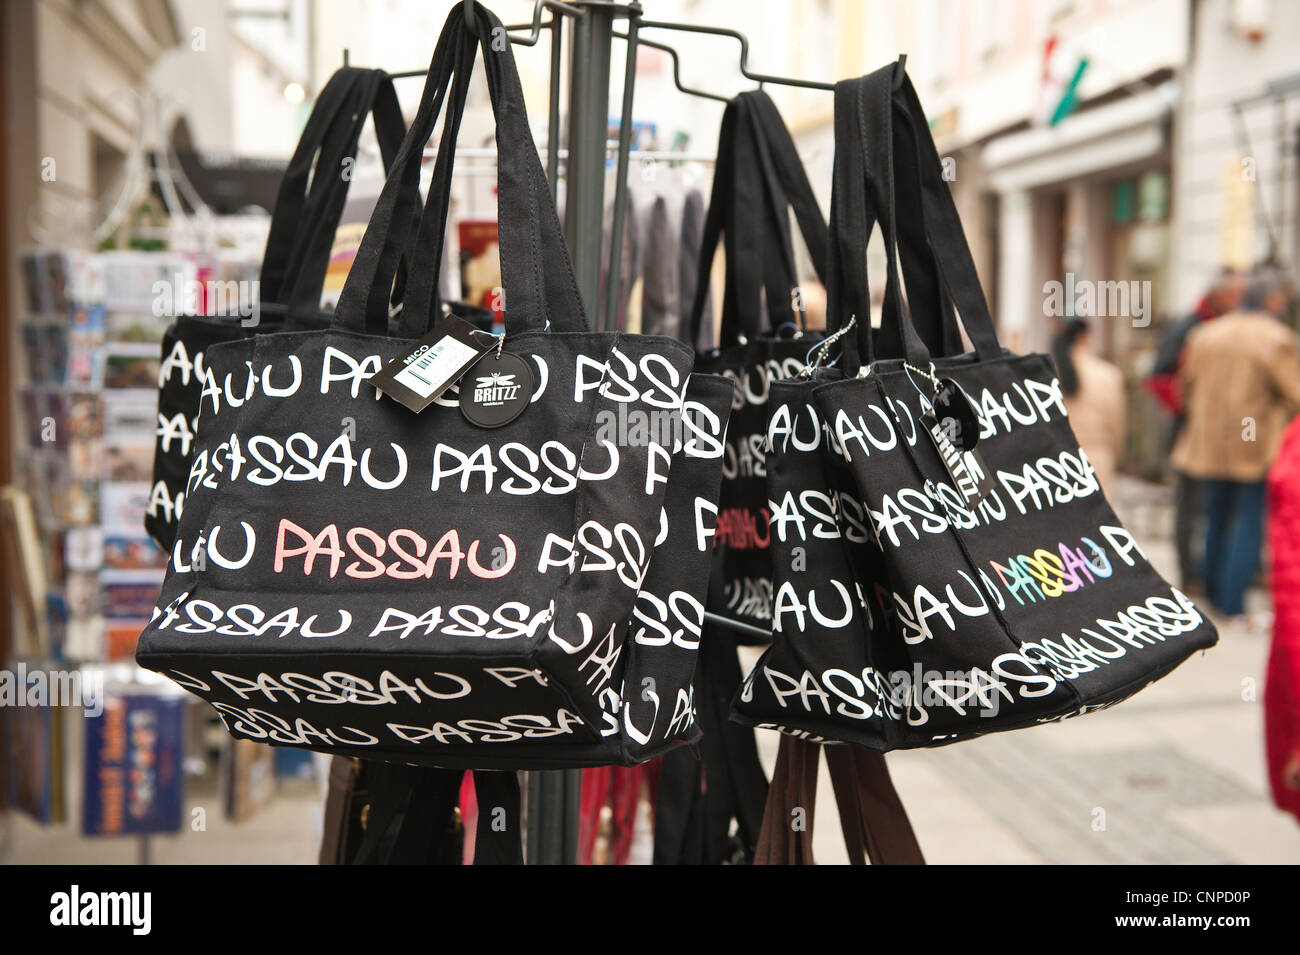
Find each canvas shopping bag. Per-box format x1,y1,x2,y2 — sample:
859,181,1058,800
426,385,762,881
685,91,831,632
137,2,728,769
753,65,1217,750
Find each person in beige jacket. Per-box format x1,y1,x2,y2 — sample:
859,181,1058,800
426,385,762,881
1054,318,1125,495
1172,265,1300,617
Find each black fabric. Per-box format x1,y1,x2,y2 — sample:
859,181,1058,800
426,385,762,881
741,64,1218,751
688,92,831,634
678,189,712,348
352,762,464,865
652,624,768,865
471,771,524,864
136,3,730,771
146,67,409,553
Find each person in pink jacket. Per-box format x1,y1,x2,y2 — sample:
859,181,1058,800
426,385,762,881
1266,416,1300,823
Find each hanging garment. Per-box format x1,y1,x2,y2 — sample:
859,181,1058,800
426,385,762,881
678,188,713,350
1267,418,1300,822
600,190,641,332
747,64,1217,750
640,196,679,339
135,2,730,771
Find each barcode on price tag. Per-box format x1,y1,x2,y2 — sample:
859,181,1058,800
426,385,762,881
394,336,479,398
367,314,496,413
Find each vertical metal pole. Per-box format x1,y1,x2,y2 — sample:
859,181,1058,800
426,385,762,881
604,6,639,328
547,16,564,201
525,1,622,867
564,1,615,329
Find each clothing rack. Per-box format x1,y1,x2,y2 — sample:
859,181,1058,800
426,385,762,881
340,0,891,866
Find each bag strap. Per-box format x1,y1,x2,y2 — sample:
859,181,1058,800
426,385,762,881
838,64,1001,373
351,762,463,865
471,771,524,865
823,73,963,367
753,736,926,865
335,2,586,339
823,746,926,865
281,69,409,326
687,92,825,349
258,68,367,305
892,67,1001,359
830,74,936,372
753,734,821,865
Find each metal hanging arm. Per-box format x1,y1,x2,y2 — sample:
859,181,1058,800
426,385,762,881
613,30,731,103
637,18,836,91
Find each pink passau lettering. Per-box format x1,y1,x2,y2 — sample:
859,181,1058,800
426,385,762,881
274,519,515,581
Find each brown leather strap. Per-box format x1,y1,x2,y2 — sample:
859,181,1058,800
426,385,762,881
754,735,821,865
755,737,926,865
824,745,925,865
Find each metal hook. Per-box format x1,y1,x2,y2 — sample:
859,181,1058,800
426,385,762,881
892,53,908,91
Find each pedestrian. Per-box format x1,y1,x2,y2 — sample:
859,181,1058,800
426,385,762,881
1266,415,1300,825
1171,264,1300,619
1053,317,1125,495
1146,268,1245,592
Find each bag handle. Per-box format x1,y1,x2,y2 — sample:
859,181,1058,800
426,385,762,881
753,736,927,865
335,2,586,339
258,68,368,305
829,73,941,372
395,20,567,339
838,64,1001,373
280,69,409,327
687,92,825,349
822,73,963,367
891,67,1001,359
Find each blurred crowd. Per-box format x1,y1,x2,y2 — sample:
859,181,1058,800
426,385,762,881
1053,261,1300,826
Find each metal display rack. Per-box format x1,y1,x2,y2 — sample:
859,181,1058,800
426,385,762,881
344,0,855,864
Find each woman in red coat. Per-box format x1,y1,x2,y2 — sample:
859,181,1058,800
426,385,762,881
1266,417,1300,822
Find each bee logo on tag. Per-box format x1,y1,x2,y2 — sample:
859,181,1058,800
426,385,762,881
460,353,534,428
473,371,522,407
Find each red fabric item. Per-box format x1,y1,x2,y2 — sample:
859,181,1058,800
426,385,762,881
607,766,640,865
1147,298,1222,416
577,765,645,864
459,772,477,864
1266,417,1300,822
1143,374,1181,416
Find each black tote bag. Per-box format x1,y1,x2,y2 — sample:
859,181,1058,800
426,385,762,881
687,91,832,632
136,2,728,769
754,65,1217,750
146,67,408,552
733,67,963,746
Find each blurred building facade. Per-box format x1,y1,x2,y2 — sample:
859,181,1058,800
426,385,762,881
652,0,1298,479
5,0,1297,478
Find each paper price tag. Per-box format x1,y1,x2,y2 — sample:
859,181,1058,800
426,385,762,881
367,315,495,413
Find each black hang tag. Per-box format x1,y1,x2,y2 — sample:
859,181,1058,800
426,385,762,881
922,406,997,508
931,377,982,452
459,351,534,428
368,315,496,413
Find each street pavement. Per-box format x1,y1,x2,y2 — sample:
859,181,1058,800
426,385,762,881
748,475,1300,864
